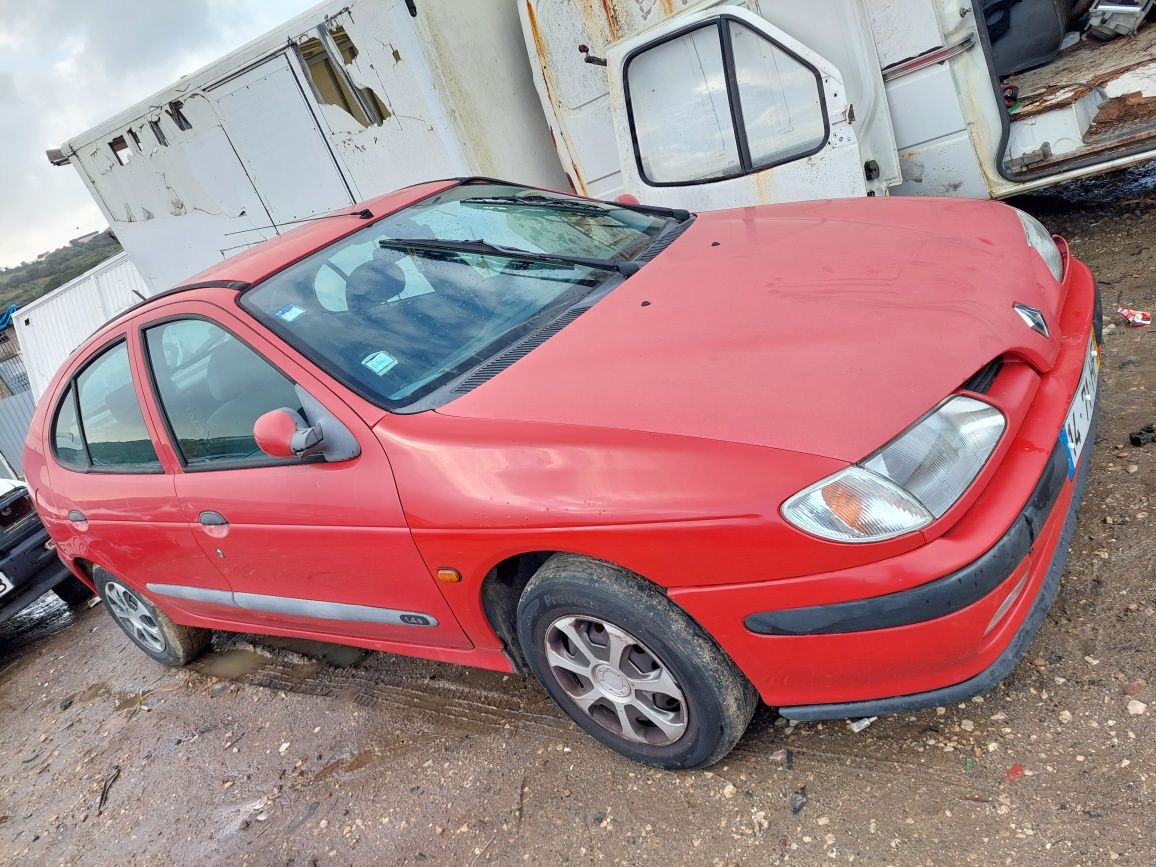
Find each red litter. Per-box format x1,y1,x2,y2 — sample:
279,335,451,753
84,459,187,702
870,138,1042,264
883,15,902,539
1118,306,1152,327
1005,762,1025,784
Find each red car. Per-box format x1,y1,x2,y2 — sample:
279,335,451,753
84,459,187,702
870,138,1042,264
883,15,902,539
24,179,1100,769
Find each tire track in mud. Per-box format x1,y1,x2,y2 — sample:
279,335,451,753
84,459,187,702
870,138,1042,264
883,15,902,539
192,637,992,795
194,639,571,740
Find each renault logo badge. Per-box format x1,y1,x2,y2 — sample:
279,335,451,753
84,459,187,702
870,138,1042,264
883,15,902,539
1013,303,1050,338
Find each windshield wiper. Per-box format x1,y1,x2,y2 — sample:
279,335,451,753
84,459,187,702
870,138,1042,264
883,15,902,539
377,238,641,276
460,194,608,214
459,193,690,223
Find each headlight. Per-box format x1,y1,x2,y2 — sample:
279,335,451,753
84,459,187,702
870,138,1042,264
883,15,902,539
1015,209,1063,282
782,396,1006,543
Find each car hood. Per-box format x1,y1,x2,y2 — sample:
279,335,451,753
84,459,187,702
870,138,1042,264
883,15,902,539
439,198,1062,462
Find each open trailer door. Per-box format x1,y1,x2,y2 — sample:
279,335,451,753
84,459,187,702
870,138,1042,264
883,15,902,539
606,4,893,209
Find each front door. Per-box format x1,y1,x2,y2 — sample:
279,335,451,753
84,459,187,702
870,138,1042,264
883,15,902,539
607,5,887,207
135,301,469,648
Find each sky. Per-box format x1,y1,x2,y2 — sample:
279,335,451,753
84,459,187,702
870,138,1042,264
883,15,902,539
0,0,320,268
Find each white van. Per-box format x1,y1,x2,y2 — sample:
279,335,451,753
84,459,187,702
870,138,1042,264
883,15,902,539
49,0,1156,293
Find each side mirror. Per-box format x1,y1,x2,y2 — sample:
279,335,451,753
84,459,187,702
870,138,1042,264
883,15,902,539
254,408,322,459
253,388,362,463
617,193,640,205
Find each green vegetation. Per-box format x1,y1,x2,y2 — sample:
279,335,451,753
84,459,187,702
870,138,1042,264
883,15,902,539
0,231,123,310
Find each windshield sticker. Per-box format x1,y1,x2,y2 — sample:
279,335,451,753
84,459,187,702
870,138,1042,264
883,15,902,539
274,303,306,322
361,350,399,376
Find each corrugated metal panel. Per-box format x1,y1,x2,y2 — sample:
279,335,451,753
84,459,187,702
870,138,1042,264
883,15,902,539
0,356,30,395
0,390,35,476
14,253,150,400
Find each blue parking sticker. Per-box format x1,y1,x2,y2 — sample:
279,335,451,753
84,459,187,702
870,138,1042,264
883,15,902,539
361,350,399,376
274,303,306,322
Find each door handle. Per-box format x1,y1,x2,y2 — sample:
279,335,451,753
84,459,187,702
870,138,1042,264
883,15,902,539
198,510,229,539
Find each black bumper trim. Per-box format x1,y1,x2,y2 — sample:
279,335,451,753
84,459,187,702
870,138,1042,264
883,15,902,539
745,438,1070,637
778,402,1098,721
0,560,74,627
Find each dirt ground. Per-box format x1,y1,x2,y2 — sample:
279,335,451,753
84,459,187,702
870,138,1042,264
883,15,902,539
1,170,1154,867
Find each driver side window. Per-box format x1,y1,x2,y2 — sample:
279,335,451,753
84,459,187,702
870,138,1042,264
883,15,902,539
144,319,303,469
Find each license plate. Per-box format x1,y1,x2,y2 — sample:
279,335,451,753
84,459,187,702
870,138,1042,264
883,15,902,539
1059,333,1099,478
0,571,12,598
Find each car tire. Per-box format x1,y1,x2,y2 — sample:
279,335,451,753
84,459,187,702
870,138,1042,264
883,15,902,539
95,567,210,667
53,575,96,607
517,554,758,770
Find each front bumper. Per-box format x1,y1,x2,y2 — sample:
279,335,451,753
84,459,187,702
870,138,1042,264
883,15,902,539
668,257,1100,713
779,399,1096,719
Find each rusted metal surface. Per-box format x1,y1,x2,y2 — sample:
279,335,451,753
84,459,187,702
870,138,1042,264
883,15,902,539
1009,25,1156,120
1003,25,1156,178
1089,91,1156,138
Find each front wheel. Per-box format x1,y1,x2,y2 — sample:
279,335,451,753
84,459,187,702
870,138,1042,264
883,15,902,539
96,567,210,666
517,555,758,770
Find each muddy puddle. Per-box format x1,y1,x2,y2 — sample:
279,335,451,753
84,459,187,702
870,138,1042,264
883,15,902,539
188,631,563,742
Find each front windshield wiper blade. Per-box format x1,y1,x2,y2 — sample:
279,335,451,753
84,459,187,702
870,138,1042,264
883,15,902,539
459,193,690,223
377,237,642,276
459,194,608,214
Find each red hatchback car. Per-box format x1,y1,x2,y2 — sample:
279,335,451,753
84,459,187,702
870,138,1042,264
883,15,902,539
25,179,1100,769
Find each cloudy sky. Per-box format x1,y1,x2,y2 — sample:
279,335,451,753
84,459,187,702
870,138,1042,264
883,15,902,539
0,0,320,268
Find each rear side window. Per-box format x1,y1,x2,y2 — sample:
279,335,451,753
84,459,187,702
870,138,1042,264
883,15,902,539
75,342,161,471
52,386,88,470
144,319,303,468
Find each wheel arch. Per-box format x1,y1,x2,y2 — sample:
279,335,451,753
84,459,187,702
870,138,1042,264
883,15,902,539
478,550,671,673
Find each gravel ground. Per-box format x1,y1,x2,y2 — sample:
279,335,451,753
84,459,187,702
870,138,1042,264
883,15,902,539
1,170,1154,866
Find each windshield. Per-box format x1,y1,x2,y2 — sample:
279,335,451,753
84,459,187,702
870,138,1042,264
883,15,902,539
241,183,671,410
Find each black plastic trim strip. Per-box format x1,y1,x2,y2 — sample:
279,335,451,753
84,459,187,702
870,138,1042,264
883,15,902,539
745,438,1070,637
778,402,1098,721
98,281,253,332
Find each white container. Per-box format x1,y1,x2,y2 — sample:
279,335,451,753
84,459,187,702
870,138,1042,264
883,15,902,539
14,252,150,400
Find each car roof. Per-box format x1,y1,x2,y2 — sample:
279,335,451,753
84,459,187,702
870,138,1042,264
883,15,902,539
177,179,459,288
43,179,462,401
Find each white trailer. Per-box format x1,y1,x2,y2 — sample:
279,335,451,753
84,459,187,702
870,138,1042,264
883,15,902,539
48,0,1156,295
47,1,567,294
14,252,151,400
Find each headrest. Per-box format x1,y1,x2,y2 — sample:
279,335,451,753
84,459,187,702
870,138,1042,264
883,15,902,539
346,246,407,308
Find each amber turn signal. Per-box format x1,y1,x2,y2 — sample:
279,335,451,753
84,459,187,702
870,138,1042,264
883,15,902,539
436,568,462,583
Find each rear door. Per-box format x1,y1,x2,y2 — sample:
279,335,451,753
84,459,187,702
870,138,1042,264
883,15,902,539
38,331,232,622
135,300,470,649
209,53,355,225
606,5,890,207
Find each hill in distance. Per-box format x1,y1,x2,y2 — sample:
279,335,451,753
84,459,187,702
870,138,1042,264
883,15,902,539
0,231,123,311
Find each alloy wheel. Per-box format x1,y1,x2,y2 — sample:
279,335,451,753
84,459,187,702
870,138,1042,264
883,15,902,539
103,582,167,653
543,615,687,745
